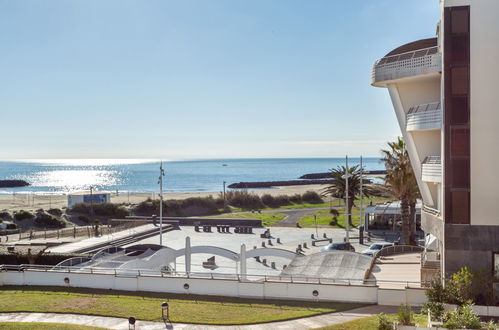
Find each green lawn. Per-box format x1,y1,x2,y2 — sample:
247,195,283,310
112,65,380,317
315,313,427,330
298,197,393,228
203,212,287,226
0,323,106,330
0,286,365,325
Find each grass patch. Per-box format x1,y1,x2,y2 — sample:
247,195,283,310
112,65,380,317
0,323,106,330
203,212,287,226
0,286,365,325
298,197,393,228
315,313,426,329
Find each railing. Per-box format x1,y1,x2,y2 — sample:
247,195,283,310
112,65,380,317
0,263,426,288
423,204,440,216
422,156,442,183
372,46,441,83
406,102,442,131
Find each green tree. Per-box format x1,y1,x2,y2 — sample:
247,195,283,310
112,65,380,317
322,165,373,226
381,137,420,245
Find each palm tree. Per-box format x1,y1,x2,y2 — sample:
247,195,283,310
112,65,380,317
381,137,420,245
322,165,373,226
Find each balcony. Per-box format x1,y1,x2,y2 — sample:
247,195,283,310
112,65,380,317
406,102,442,131
422,156,441,183
372,46,441,85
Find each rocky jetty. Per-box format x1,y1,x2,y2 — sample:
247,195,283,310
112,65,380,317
0,180,30,188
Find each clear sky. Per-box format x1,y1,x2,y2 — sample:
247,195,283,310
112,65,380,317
0,0,439,160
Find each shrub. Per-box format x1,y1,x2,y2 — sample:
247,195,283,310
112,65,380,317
426,274,447,303
422,301,445,321
71,203,130,218
47,208,63,216
397,304,413,326
377,313,392,330
289,194,302,203
34,212,65,228
261,194,275,207
225,190,264,209
135,196,220,217
78,215,90,223
261,194,291,208
301,191,323,204
14,210,34,221
446,266,474,305
0,211,12,219
443,304,482,329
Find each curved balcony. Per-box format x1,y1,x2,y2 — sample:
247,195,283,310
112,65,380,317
422,156,441,183
372,46,441,85
406,102,442,131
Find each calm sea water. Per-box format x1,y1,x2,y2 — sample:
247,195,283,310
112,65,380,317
0,158,384,194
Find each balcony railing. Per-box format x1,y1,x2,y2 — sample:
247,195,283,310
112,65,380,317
372,46,441,84
422,203,440,216
422,156,442,183
406,102,442,131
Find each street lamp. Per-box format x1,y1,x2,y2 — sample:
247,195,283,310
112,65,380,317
158,162,165,246
341,156,352,243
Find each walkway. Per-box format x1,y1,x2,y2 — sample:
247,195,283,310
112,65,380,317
0,305,397,329
272,207,329,227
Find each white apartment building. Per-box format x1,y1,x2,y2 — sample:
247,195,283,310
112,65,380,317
372,0,499,299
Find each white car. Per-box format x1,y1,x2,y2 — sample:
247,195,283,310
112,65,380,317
361,242,394,256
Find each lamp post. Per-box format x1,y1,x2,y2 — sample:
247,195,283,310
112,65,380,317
89,186,94,218
223,181,227,209
158,162,165,246
341,156,352,243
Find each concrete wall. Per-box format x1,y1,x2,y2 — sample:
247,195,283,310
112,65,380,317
468,0,499,226
0,269,427,306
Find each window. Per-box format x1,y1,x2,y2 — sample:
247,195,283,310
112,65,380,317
451,9,469,34
451,159,470,188
495,253,499,280
450,35,469,62
451,128,470,157
449,97,469,124
451,67,469,95
451,190,469,224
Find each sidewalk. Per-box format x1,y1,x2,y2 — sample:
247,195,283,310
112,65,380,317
0,305,397,329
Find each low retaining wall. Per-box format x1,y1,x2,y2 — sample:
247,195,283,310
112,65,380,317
0,268,428,306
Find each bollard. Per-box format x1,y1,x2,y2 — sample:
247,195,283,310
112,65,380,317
303,242,308,249
277,238,281,244
262,242,266,248
312,241,316,247
268,239,273,246
271,262,276,269
253,245,257,250
255,256,260,262
323,233,327,238
262,258,267,265
311,234,315,239
283,264,287,270
298,244,302,251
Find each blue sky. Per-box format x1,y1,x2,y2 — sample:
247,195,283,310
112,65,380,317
0,0,439,160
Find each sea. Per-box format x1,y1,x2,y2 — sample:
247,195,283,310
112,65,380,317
0,158,385,195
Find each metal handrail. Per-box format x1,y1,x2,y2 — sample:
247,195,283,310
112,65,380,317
0,263,426,287
374,46,439,66
407,102,441,114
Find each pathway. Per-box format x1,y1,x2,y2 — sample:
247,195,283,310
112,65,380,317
0,305,397,329
272,207,329,227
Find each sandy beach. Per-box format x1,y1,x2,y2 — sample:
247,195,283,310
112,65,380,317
0,184,325,212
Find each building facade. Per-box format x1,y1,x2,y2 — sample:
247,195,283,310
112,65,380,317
372,0,499,296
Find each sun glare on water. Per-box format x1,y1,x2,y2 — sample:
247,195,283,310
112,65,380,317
27,170,119,192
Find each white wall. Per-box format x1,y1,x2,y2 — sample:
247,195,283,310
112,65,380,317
469,0,499,226
0,269,426,306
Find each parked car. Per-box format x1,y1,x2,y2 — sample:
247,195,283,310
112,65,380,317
321,242,355,252
361,242,394,256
